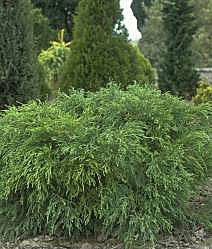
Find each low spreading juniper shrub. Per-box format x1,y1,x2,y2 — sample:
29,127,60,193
0,84,211,245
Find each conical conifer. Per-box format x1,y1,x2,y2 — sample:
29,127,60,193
0,0,41,109
60,0,154,92
158,0,199,99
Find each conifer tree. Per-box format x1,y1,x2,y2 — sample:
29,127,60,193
60,0,154,92
0,0,41,109
131,0,155,32
158,0,199,99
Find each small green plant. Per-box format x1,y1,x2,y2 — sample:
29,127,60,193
38,29,71,96
0,84,211,245
193,79,212,104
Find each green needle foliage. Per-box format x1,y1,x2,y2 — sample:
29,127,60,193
159,0,199,99
60,0,154,92
0,84,211,245
0,0,43,109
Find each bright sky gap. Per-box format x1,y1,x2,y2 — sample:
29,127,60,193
120,0,141,41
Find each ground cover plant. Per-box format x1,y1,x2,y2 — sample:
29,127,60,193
0,84,211,246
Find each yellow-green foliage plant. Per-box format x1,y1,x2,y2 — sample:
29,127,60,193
59,0,154,92
0,84,211,246
193,79,212,104
38,30,71,96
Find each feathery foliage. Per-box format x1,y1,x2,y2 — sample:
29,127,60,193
0,84,211,245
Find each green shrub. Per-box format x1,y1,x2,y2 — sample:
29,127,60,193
0,84,211,245
193,80,212,104
0,0,43,109
59,0,154,92
38,30,71,96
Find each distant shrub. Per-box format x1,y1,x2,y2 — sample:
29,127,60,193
0,84,211,245
38,30,71,96
193,80,212,104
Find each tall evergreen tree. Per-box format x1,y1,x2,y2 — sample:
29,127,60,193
60,0,154,92
0,0,41,109
136,0,212,70
158,0,199,99
131,0,155,32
